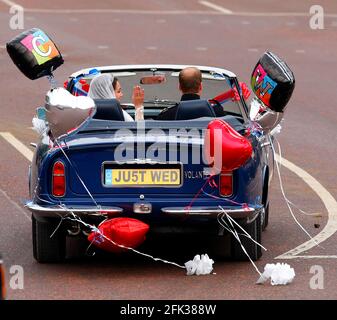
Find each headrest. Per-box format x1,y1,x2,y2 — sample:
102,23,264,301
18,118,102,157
175,99,216,120
93,99,125,121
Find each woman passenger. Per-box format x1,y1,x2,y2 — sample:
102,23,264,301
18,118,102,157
88,73,144,121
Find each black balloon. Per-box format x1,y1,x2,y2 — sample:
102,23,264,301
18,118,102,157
6,28,64,80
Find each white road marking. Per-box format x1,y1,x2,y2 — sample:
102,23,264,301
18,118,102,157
248,48,259,52
19,8,219,14
233,11,337,18
1,1,335,18
280,255,337,259
0,0,20,7
0,45,5,49
295,49,306,54
199,0,233,14
97,45,109,50
196,47,208,51
0,188,31,221
146,46,158,50
0,132,33,162
286,21,296,26
274,155,337,259
229,11,337,18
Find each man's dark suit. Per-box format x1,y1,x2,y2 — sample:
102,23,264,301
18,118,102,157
156,93,200,120
156,93,225,120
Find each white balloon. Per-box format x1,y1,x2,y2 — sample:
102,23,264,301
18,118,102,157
249,97,284,134
44,87,96,139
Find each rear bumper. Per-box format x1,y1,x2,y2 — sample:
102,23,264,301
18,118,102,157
26,201,260,221
161,206,258,220
25,201,123,218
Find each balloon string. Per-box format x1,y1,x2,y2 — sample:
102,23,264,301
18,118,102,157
46,73,59,89
32,136,186,269
54,138,100,208
270,136,321,248
185,174,249,212
54,209,186,269
185,175,214,211
217,208,263,277
274,138,322,217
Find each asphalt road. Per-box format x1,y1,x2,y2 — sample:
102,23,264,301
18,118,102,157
0,0,337,300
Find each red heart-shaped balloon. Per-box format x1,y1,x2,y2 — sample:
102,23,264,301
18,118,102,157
204,119,252,173
88,217,150,253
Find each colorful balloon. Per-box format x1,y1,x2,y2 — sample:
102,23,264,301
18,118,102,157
251,51,295,112
6,28,63,80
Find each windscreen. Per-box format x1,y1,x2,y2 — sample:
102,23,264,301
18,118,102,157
73,68,245,118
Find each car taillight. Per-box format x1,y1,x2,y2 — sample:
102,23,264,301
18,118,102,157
52,161,66,197
219,171,233,197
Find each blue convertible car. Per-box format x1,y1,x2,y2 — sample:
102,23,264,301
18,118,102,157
26,57,295,263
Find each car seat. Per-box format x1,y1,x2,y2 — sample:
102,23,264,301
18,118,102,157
93,99,125,121
175,99,216,120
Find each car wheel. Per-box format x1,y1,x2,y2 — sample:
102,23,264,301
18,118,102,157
32,215,66,263
231,213,262,261
262,203,269,231
209,233,232,260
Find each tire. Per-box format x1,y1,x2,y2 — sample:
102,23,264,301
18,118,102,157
231,214,262,261
209,233,232,260
32,215,66,263
262,203,269,231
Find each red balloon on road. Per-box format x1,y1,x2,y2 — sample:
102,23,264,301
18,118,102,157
88,217,150,253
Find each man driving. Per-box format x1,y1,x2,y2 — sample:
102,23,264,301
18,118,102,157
156,67,226,120
156,67,203,120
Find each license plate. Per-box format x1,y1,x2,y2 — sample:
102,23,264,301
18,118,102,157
103,163,181,187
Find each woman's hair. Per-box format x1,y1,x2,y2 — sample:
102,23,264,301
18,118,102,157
112,77,119,90
88,74,115,99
